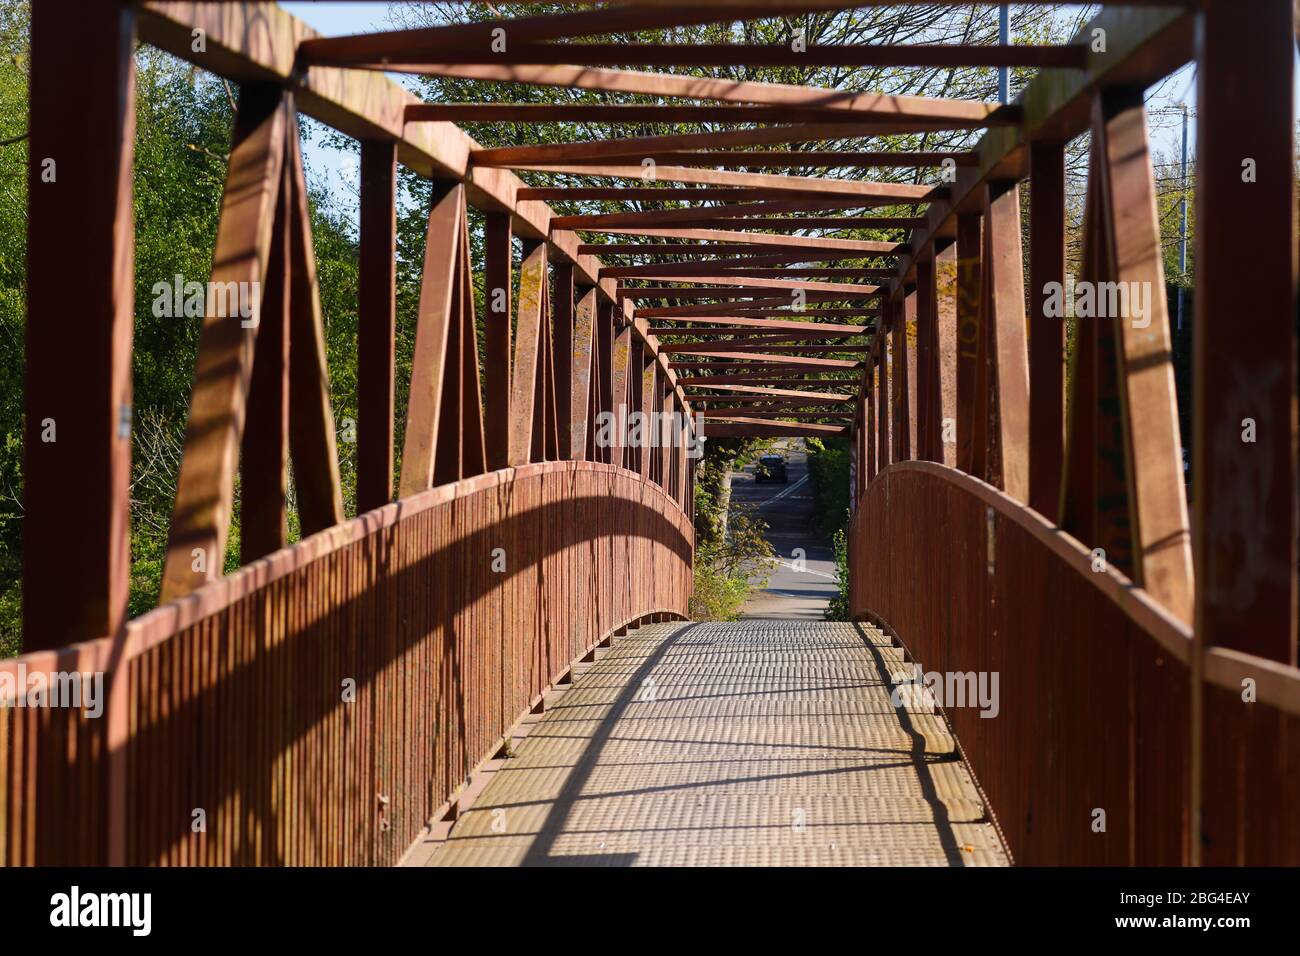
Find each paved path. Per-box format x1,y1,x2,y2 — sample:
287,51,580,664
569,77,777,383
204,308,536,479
730,440,839,620
410,620,1008,867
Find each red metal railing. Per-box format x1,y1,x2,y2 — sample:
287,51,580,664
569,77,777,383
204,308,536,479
1198,649,1300,865
850,462,1300,865
0,462,692,866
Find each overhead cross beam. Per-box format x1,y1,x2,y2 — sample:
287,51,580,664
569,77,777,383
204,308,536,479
564,213,926,231
407,104,908,124
678,374,860,385
552,199,915,229
650,315,868,333
670,361,860,373
663,343,870,354
704,419,849,437
520,187,929,203
618,277,880,296
543,152,975,170
580,244,896,260
511,163,946,200
602,256,899,277
683,383,854,401
471,123,948,166
704,411,854,421
363,61,1020,125
627,291,879,307
663,350,861,368
640,304,881,320
299,5,831,64
407,42,1089,69
582,228,904,254
649,323,868,336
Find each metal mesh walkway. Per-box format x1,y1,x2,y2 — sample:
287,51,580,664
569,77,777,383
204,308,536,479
409,621,1009,867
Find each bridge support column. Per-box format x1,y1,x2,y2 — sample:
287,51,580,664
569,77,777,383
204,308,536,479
954,210,982,475
612,323,633,471
569,288,597,460
934,242,959,469
890,296,912,461
982,181,1030,502
876,332,890,472
551,263,575,459
868,369,878,486
640,352,656,481
24,0,136,649
595,301,616,465
508,239,547,467
1193,0,1296,666
357,140,398,512
1190,0,1297,866
240,152,292,561
484,212,513,471
915,246,938,461
1028,141,1066,522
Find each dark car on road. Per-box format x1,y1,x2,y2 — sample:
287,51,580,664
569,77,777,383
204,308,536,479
754,453,789,483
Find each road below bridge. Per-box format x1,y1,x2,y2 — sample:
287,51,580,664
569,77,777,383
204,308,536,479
729,439,840,620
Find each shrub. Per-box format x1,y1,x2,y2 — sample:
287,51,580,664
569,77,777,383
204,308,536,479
804,437,851,538
823,528,851,622
690,504,776,621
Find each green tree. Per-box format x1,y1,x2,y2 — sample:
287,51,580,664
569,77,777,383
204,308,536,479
0,4,375,653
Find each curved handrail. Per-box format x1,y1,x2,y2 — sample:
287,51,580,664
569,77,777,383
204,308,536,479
3,460,688,678
851,461,1300,865
1,461,694,865
863,461,1191,662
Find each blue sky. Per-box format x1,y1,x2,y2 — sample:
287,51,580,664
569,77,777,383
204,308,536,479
282,3,397,215
282,2,394,36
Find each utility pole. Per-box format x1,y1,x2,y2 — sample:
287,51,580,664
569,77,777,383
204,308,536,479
998,6,1010,104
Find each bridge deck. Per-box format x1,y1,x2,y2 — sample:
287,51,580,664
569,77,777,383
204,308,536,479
407,621,1008,866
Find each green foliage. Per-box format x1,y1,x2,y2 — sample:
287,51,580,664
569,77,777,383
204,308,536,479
0,5,374,655
0,0,30,655
690,504,776,622
690,546,753,623
803,438,853,620
688,436,776,618
691,436,765,546
804,437,851,538
823,528,851,622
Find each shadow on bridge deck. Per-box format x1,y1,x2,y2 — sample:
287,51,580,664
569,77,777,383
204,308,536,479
405,620,1007,867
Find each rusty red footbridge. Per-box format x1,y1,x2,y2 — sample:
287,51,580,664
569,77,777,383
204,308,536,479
2,1,1297,867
